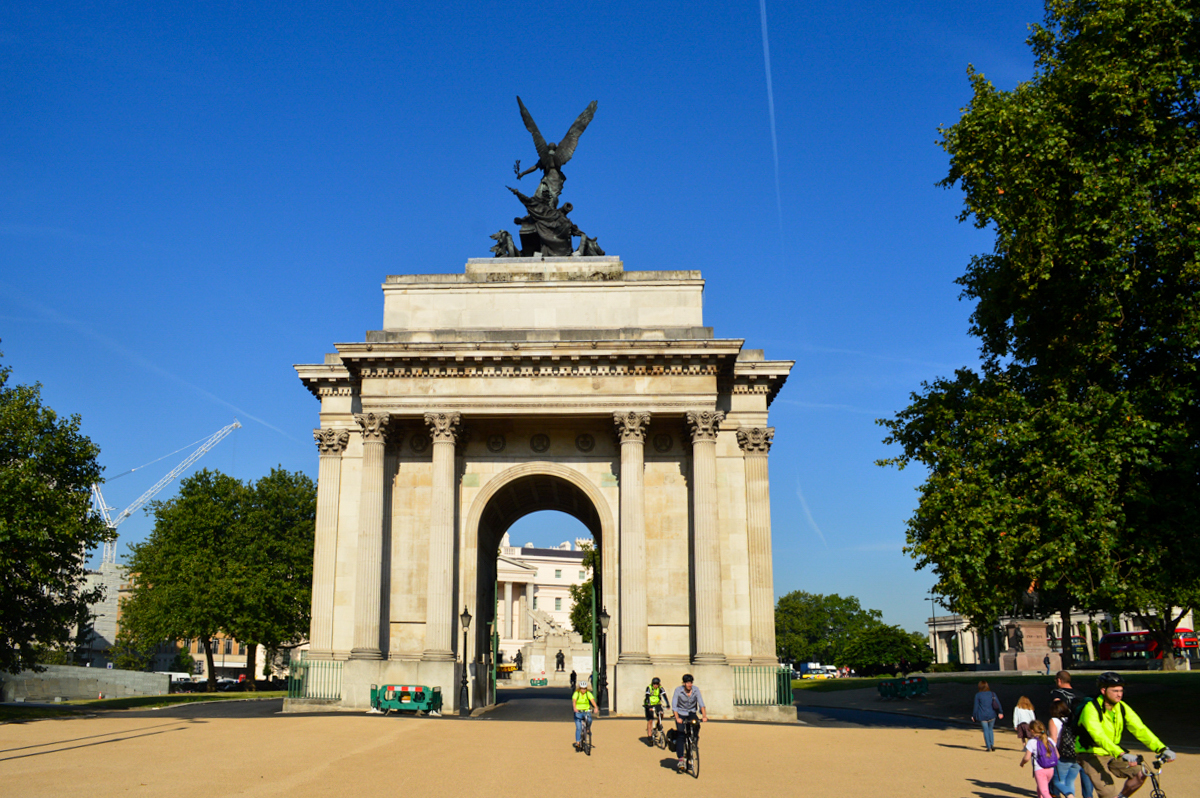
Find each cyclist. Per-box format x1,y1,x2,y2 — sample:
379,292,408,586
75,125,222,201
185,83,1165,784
644,676,670,743
570,678,598,751
671,673,708,770
1075,672,1176,798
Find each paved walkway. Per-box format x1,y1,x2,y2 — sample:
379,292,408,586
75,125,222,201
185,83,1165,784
1,696,1194,797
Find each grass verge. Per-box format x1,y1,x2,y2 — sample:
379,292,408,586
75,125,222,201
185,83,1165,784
1,691,286,723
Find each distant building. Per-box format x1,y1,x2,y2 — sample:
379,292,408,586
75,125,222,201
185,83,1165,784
495,533,591,661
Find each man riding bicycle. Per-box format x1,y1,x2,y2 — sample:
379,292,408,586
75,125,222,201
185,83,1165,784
1075,672,1176,798
644,676,670,743
570,678,598,751
671,673,708,770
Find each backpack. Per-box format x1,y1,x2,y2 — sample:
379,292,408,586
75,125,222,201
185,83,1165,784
1070,696,1125,753
1035,738,1059,769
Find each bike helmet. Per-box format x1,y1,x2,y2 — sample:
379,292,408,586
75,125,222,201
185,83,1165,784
651,677,661,685
1097,671,1125,688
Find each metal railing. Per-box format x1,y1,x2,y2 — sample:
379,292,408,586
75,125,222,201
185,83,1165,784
732,666,794,706
287,654,342,701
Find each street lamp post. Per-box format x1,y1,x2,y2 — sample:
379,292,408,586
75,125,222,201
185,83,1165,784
459,607,472,717
929,589,938,665
597,607,610,716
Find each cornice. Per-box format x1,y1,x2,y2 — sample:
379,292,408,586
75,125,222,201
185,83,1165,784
295,363,355,399
731,359,794,408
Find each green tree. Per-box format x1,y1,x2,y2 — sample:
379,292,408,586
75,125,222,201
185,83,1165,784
121,469,247,691
107,632,155,672
880,0,1200,668
774,591,882,665
568,542,599,642
0,354,112,674
840,625,933,676
224,468,316,689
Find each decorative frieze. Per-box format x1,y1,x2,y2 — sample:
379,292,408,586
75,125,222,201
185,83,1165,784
736,426,775,455
354,412,391,442
613,411,651,443
313,428,350,455
686,410,725,443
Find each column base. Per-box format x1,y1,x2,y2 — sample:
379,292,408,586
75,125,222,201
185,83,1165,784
692,653,728,665
421,649,456,662
305,649,337,661
348,648,382,660
617,653,652,665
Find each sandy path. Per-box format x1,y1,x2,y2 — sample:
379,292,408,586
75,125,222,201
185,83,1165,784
1,700,1194,798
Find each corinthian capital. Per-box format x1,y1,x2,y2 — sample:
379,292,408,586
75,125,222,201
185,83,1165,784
313,427,350,455
686,410,725,443
424,411,463,444
613,411,651,444
736,426,775,454
354,412,391,443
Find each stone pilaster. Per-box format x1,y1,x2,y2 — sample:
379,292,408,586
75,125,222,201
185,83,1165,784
381,425,402,658
351,413,390,659
687,410,726,665
310,427,349,658
613,411,652,664
523,583,533,640
505,581,514,640
738,426,776,664
422,411,462,662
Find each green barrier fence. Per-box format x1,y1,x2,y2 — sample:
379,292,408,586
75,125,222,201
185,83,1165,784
287,655,343,701
733,666,794,706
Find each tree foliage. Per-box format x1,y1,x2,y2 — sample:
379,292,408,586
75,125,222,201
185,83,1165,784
0,354,112,674
120,467,315,690
840,625,934,676
880,0,1200,667
774,591,882,665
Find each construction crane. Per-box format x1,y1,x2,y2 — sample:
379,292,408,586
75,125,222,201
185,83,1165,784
91,419,242,564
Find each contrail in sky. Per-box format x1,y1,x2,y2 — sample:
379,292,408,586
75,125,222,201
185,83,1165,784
759,0,784,239
796,479,828,548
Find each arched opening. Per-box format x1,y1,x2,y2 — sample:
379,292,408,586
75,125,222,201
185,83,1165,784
463,464,615,706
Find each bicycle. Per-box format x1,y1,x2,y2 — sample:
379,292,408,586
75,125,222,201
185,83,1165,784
682,716,700,778
1136,755,1168,798
651,705,668,749
580,712,593,756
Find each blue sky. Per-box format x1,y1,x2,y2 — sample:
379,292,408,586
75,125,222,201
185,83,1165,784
2,0,1047,633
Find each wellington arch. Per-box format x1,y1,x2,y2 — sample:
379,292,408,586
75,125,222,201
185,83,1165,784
295,256,793,718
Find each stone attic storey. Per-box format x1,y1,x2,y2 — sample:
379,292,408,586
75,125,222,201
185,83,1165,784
295,256,792,719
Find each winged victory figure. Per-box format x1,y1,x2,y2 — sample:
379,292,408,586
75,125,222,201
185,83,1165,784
514,96,598,207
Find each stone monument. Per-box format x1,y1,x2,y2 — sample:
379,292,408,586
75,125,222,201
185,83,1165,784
999,619,1060,672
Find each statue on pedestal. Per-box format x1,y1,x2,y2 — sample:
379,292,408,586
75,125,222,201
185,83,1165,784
555,649,565,672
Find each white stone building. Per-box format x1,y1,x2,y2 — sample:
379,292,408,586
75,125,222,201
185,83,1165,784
495,534,591,661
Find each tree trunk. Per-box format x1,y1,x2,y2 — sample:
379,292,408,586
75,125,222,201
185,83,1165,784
1138,612,1180,672
245,643,257,690
1059,604,1074,670
203,639,217,692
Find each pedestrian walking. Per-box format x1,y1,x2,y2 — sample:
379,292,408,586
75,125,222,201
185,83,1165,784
1014,696,1036,743
971,680,1004,751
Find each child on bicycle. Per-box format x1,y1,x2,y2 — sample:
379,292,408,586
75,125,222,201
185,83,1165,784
571,678,598,751
644,676,670,743
671,673,707,770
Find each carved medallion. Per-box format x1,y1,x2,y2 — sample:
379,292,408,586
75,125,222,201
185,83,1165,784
487,434,507,453
575,433,595,453
410,434,430,453
530,433,550,453
653,433,673,453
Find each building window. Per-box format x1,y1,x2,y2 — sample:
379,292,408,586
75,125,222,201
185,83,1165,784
579,571,586,579
224,640,232,655
238,643,246,655
555,598,562,611
532,597,538,610
555,569,562,579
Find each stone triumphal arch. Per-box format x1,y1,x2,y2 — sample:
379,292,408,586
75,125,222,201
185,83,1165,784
296,256,792,718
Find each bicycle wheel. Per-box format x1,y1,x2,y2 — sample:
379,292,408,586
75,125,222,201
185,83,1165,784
583,723,592,756
688,731,700,777
653,724,665,749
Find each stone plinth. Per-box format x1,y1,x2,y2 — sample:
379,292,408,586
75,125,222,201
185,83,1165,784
998,619,1061,672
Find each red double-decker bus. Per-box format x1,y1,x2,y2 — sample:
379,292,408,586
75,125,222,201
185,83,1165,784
1098,628,1199,660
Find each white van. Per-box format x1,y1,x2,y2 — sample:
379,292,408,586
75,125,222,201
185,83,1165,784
154,671,192,683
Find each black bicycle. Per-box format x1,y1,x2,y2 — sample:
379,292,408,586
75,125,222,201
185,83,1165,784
1137,755,1168,798
580,712,594,756
651,705,668,749
682,717,700,778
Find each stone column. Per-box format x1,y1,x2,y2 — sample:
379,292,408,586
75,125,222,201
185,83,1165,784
613,411,652,664
351,412,390,659
310,428,349,657
422,411,462,662
523,583,534,640
381,426,402,656
737,426,776,664
687,410,726,665
505,581,514,641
